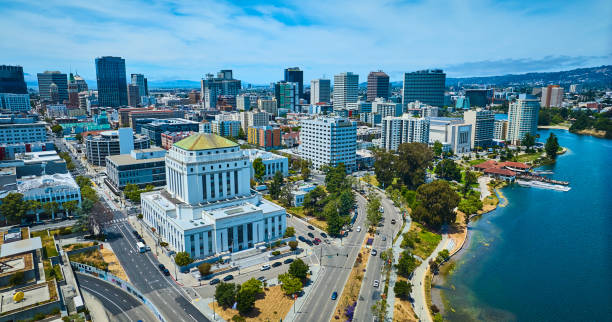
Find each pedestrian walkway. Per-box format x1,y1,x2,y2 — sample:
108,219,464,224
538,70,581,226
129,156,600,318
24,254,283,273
80,289,111,322
386,218,412,321
283,264,322,322
192,297,226,322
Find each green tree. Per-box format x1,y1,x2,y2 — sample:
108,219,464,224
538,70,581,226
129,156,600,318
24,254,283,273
238,127,246,140
27,200,42,222
75,133,83,143
279,181,294,207
521,132,536,151
278,273,303,295
394,280,412,300
288,240,298,251
236,287,256,314
326,209,344,236
396,250,419,277
434,159,461,181
241,278,263,295
284,226,295,237
269,171,283,199
43,201,60,220
458,194,483,216
174,251,193,266
288,259,309,279
545,132,560,160
373,149,395,188
302,186,327,216
300,160,311,180
62,200,79,218
51,124,63,136
396,143,434,189
462,170,478,195
0,193,27,223
371,299,389,322
252,158,266,182
366,194,382,229
198,263,212,276
337,190,355,216
324,163,348,194
433,141,443,157
215,282,238,309
414,180,460,229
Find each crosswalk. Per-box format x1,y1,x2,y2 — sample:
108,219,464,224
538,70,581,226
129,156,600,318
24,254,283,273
106,218,128,225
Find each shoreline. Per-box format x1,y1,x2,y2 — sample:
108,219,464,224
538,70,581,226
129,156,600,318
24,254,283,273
538,125,570,130
538,125,609,139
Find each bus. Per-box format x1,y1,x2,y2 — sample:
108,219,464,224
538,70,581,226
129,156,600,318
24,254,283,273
137,242,147,253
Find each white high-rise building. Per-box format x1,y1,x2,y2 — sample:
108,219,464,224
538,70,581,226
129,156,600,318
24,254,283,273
141,133,286,259
333,72,358,110
236,94,251,111
372,98,403,118
494,119,508,141
463,109,495,149
381,114,430,151
299,116,357,172
310,79,331,104
540,85,564,108
508,94,540,145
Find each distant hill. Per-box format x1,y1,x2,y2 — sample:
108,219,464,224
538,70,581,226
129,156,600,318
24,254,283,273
446,65,612,88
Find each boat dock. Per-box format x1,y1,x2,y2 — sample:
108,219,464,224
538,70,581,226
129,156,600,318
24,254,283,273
517,173,570,185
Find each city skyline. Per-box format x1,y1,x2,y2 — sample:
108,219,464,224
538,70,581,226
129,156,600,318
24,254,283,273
1,0,611,85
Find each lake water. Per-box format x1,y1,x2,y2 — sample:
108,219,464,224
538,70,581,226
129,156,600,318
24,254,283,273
441,129,612,321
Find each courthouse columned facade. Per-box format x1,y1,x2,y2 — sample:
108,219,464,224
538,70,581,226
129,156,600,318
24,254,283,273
141,133,286,259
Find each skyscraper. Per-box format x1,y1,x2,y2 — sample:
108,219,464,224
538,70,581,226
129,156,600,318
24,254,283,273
131,74,148,100
333,72,358,110
127,84,140,107
274,81,298,114
381,115,430,151
96,56,128,107
540,85,564,108
367,71,390,102
508,94,540,145
299,116,357,172
310,79,331,104
200,70,241,109
463,108,495,148
284,67,304,99
402,69,446,107
0,65,27,94
465,89,490,107
37,71,68,102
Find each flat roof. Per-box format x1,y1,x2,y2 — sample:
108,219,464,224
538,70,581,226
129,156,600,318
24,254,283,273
0,236,42,257
174,133,238,151
106,154,165,166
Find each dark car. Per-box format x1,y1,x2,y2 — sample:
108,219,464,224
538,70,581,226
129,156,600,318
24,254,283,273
223,275,234,281
210,278,220,285
272,262,282,268
313,239,320,245
158,264,166,270
162,268,170,276
133,230,139,236
391,219,396,225
298,236,307,242
283,258,294,264
307,232,314,238
320,233,328,238
331,291,338,300
307,225,315,230
305,240,313,246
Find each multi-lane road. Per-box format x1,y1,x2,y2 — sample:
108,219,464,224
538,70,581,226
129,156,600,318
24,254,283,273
76,272,157,322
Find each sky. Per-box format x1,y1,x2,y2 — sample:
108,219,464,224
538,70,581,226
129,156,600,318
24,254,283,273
1,0,611,86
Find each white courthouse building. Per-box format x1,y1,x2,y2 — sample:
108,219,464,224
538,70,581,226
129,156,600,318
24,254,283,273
141,133,286,259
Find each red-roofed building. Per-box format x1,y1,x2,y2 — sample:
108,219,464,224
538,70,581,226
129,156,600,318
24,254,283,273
472,159,529,181
282,131,300,147
483,167,517,180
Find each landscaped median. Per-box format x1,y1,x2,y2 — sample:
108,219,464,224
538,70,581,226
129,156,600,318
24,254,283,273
64,242,129,281
332,234,372,321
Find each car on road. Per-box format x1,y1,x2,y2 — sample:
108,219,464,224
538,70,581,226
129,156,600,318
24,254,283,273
305,240,313,246
382,236,387,241
356,226,361,232
283,258,294,264
307,232,315,238
373,280,380,288
331,291,338,300
313,239,320,245
379,206,384,213
307,225,315,230
257,276,266,282
314,238,322,244
260,265,271,271
371,249,377,256
320,233,328,238
210,278,220,285
391,219,396,224
298,236,307,242
158,264,166,271
272,262,282,268
162,268,170,276
223,275,234,281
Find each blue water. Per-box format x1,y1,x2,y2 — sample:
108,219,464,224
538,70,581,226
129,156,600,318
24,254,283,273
442,129,612,321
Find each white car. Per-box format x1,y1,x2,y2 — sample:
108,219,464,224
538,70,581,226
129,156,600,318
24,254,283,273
260,265,271,271
356,226,361,232
373,280,380,287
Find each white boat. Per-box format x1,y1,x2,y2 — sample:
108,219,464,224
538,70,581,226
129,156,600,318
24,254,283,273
534,170,554,175
516,179,571,191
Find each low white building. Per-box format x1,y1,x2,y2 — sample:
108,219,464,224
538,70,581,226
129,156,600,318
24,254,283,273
141,134,286,259
429,117,472,154
242,149,288,180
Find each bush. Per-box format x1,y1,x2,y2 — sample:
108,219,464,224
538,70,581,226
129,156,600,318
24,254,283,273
288,240,298,251
284,226,295,237
34,313,46,321
288,259,309,280
198,263,212,276
231,315,246,322
215,282,238,309
174,252,193,266
50,307,60,315
394,280,412,300
271,250,281,256
160,242,168,247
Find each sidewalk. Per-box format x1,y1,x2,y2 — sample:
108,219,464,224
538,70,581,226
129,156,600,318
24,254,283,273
191,297,226,322
282,264,322,322
386,217,412,321
81,289,110,322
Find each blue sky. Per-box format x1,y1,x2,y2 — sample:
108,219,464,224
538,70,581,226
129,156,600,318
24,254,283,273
1,0,610,85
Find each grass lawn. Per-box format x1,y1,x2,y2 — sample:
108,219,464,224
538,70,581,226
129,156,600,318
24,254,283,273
516,152,542,163
69,249,108,271
208,285,294,322
401,223,442,259
32,230,59,258
468,159,487,166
